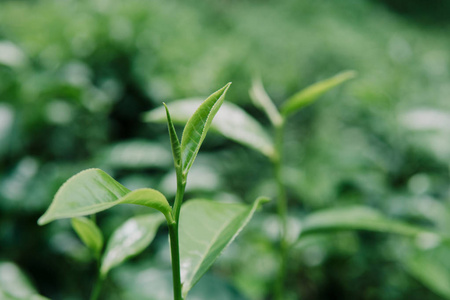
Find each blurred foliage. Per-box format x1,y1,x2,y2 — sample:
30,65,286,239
1,0,450,299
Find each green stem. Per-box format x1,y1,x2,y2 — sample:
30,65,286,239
90,273,104,300
169,174,186,300
169,222,183,300
272,119,288,300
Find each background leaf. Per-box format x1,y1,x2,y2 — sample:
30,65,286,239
100,214,165,277
179,197,268,298
0,262,49,300
402,245,450,299
180,83,231,174
38,169,172,225
281,70,356,116
71,217,104,257
249,78,283,127
299,206,439,238
145,100,275,158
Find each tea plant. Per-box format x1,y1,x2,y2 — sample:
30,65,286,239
145,71,447,299
38,83,268,300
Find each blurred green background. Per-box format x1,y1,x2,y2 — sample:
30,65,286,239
1,0,450,299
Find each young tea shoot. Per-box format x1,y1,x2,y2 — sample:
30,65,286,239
38,83,269,300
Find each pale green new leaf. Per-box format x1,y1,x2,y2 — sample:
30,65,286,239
71,217,104,257
300,206,435,238
179,197,269,298
144,100,275,159
100,214,165,277
164,103,182,172
0,262,50,300
249,78,283,127
38,168,173,225
281,70,356,116
180,83,231,174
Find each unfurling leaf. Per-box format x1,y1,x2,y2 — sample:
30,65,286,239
100,214,165,277
180,83,231,175
164,103,182,173
71,217,104,257
281,70,356,116
145,100,275,158
38,168,173,225
179,197,269,298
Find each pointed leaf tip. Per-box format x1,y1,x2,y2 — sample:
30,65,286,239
281,70,356,116
38,168,173,225
180,83,231,175
179,196,264,297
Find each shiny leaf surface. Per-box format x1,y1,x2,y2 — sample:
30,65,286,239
100,214,165,277
179,197,269,297
180,83,231,174
145,100,275,158
38,169,173,225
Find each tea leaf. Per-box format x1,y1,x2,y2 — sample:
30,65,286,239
71,217,104,257
180,83,231,175
281,70,356,116
250,78,283,127
0,262,50,300
300,206,435,238
97,140,171,169
164,103,182,173
145,100,275,158
179,197,269,297
38,168,173,225
100,214,165,277
403,246,450,299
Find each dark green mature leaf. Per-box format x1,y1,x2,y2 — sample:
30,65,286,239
180,83,231,174
179,197,269,298
71,217,104,257
164,103,182,173
38,169,173,225
100,214,165,277
281,70,356,116
144,100,275,158
300,206,436,238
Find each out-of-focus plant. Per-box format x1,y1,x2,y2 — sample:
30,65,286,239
38,83,268,300
145,71,449,299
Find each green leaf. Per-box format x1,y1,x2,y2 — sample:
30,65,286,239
144,100,275,159
179,197,269,297
100,214,165,277
300,206,436,238
249,78,283,127
403,245,450,299
281,70,356,116
164,103,182,173
38,168,173,225
98,140,172,169
71,217,104,257
180,83,231,175
0,262,50,300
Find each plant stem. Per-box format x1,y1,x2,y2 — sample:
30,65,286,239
169,222,183,300
90,273,104,300
169,175,186,300
273,119,288,300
